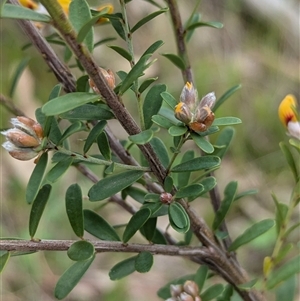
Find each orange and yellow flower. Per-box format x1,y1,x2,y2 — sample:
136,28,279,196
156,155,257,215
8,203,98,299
19,0,113,24
278,94,300,140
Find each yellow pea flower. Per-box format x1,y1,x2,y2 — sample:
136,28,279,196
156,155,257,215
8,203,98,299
19,0,113,24
278,94,300,139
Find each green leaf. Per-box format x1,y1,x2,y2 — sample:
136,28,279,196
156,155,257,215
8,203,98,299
237,278,258,289
168,202,190,233
109,256,136,280
280,142,299,182
108,13,126,40
131,8,168,33
217,284,234,301
266,255,300,289
143,84,166,129
289,138,300,153
123,208,151,243
77,10,110,45
138,77,158,94
94,37,116,48
171,156,220,173
9,57,30,97
108,45,132,61
272,194,288,234
60,104,114,121
28,184,52,238
162,177,173,194
140,218,157,241
212,181,238,231
234,189,258,201
0,251,10,273
186,21,223,31
214,127,235,159
177,151,194,188
1,4,51,22
88,170,144,201
124,186,147,204
135,252,153,273
168,125,188,136
150,137,170,169
185,12,200,42
54,255,95,299
42,93,100,116
83,120,107,154
201,284,224,301
58,121,85,145
175,184,204,199
67,241,95,261
129,129,153,144
65,184,84,238
83,209,120,241
76,75,90,92
229,219,275,251
141,40,164,57
161,53,186,70
191,133,214,153
119,54,153,95
69,0,93,52
161,91,178,109
213,84,242,112
97,131,111,161
26,152,48,204
198,176,217,196
195,265,208,293
152,115,175,129
212,117,242,126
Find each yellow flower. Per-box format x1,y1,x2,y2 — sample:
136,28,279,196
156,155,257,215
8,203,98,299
278,94,300,139
19,0,114,24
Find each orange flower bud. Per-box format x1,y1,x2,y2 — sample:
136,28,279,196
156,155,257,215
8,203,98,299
95,4,114,24
19,0,38,10
89,67,115,94
175,102,192,125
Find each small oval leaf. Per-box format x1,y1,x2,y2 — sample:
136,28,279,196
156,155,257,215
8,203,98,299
201,283,224,301
171,156,220,173
129,129,153,145
161,53,186,70
54,255,95,300
67,241,95,261
123,208,152,243
83,209,120,241
212,117,241,126
83,120,107,154
191,133,214,153
65,184,84,238
26,152,48,204
109,256,136,280
169,202,189,229
175,184,204,199
88,170,144,201
42,93,100,116
135,251,153,273
212,181,238,231
46,157,73,183
29,184,52,238
168,125,188,136
161,91,177,109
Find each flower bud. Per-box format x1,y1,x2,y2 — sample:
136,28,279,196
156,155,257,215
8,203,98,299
183,281,199,298
179,292,194,301
89,67,115,94
20,0,39,10
175,102,192,125
1,117,44,161
170,284,183,297
160,192,173,204
180,82,198,111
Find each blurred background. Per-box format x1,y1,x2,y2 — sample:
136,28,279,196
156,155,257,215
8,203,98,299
1,0,299,300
